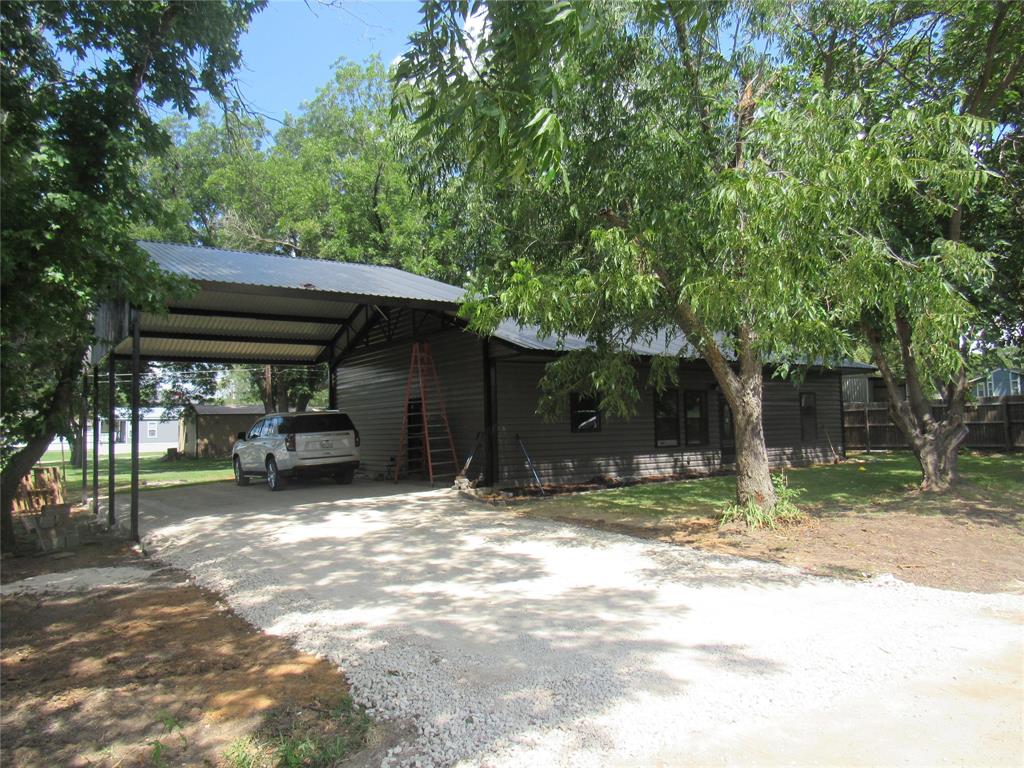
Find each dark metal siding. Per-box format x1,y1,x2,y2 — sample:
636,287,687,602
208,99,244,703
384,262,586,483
495,361,843,486
333,316,485,478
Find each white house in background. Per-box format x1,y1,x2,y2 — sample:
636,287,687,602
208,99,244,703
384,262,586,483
48,407,179,456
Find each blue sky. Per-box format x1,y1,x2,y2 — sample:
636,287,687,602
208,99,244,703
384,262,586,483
234,1,424,124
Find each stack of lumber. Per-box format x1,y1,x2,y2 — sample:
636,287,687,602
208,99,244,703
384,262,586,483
13,466,67,514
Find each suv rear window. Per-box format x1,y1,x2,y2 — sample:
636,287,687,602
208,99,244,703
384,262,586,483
277,413,355,434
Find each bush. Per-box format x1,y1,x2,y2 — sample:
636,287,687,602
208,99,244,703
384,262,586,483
719,473,805,530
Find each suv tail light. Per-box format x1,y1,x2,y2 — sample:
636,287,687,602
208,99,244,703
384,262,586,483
285,433,296,451
354,429,360,447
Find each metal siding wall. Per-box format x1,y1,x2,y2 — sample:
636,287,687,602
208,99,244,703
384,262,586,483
495,361,722,486
762,376,843,466
496,362,843,486
334,322,485,478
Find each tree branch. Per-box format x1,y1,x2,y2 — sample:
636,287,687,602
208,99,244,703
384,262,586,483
963,1,1009,116
893,310,932,426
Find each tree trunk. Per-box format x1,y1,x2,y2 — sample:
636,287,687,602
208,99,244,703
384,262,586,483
68,427,84,469
2,347,86,552
864,317,969,493
731,389,776,507
274,370,289,413
258,365,274,413
667,293,777,509
915,422,968,492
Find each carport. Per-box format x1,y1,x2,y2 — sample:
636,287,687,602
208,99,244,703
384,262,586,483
89,240,464,540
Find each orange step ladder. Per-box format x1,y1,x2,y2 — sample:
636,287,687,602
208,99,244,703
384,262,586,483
395,341,458,484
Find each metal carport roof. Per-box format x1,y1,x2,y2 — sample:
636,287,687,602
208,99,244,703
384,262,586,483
97,241,466,366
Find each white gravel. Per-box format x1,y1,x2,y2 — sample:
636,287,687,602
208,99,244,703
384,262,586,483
0,566,157,595
139,482,1024,767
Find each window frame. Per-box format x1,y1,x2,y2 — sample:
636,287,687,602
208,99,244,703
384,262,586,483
570,393,602,434
247,420,265,441
653,388,680,448
146,421,158,439
682,390,709,447
800,391,818,443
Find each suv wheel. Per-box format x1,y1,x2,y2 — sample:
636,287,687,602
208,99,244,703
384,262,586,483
266,456,287,491
233,456,249,486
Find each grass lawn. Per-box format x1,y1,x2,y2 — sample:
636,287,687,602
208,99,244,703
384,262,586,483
520,451,1024,592
37,450,232,493
524,451,1024,521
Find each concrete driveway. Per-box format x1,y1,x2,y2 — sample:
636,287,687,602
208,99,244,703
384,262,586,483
140,480,1023,768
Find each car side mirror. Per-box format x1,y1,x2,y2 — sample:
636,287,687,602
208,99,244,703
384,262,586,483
236,432,246,441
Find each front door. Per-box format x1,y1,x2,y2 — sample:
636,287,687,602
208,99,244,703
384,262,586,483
718,396,736,464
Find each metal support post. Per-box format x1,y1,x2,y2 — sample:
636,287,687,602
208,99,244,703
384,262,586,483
92,365,100,517
130,310,141,542
108,354,117,526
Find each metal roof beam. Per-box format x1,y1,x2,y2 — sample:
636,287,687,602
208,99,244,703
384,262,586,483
332,305,387,366
193,280,459,311
140,330,333,347
316,304,365,364
158,306,346,326
114,353,319,366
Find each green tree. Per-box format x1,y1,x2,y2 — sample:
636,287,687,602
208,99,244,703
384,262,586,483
1,0,264,548
784,0,1022,489
398,0,988,508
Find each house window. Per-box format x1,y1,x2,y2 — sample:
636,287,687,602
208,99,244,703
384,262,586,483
146,421,158,439
1010,372,1022,396
654,388,680,447
683,390,709,446
570,393,601,433
800,392,818,442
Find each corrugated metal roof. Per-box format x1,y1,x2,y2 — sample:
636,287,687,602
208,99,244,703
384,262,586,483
490,320,873,369
137,241,872,369
114,336,325,361
139,240,464,305
141,312,338,342
491,321,700,357
171,290,361,321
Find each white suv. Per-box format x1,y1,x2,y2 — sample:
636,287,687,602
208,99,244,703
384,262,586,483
232,411,360,491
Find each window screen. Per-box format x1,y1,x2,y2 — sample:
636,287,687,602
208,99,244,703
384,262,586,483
570,393,601,433
683,390,709,446
800,392,818,442
654,389,680,447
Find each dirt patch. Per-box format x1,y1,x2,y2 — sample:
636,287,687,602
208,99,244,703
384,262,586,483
1,542,372,767
524,494,1024,594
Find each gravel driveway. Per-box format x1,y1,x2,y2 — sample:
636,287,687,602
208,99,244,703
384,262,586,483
140,481,1023,767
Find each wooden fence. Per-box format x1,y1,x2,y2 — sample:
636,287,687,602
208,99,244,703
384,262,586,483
843,395,1024,451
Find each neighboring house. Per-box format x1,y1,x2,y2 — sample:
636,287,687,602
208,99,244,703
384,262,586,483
48,407,178,455
971,368,1023,399
846,368,1022,404
94,242,869,489
178,404,265,458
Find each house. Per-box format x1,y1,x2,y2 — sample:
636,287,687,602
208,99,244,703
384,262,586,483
48,407,178,455
335,312,857,487
971,368,1023,399
846,367,1021,404
178,404,266,457
94,242,870,492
